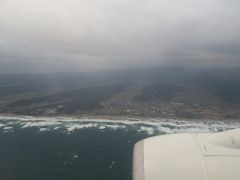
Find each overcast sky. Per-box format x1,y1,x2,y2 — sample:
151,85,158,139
0,0,240,73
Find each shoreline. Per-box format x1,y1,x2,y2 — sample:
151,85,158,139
0,113,240,123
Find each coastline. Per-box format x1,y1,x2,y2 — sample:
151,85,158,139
0,112,239,123
0,113,240,136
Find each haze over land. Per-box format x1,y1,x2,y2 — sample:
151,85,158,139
0,0,240,119
0,67,240,119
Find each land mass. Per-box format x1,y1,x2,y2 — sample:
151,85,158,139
0,67,240,120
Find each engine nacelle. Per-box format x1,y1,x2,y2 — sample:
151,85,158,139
133,129,240,180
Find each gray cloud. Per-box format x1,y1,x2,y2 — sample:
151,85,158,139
0,0,240,73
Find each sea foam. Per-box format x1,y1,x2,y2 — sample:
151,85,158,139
0,115,239,134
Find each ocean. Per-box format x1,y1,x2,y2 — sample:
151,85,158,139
0,116,240,180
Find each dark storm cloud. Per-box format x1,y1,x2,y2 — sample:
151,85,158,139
0,0,240,73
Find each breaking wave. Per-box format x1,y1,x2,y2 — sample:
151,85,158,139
0,115,240,135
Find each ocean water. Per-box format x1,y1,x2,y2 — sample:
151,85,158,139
0,116,240,180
